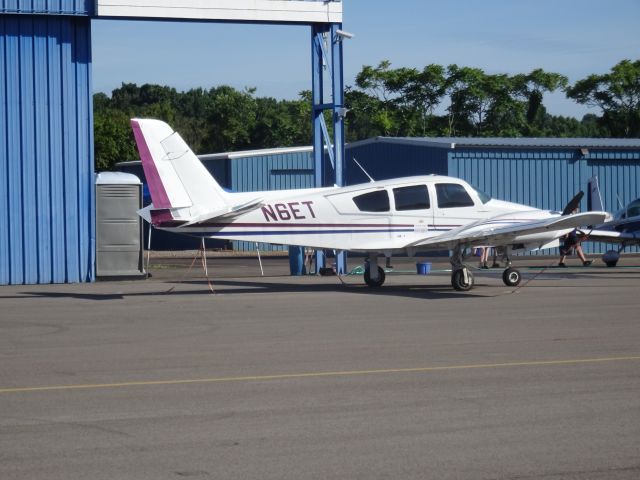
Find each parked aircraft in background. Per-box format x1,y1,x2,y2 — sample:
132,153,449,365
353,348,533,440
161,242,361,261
131,119,608,291
582,177,640,266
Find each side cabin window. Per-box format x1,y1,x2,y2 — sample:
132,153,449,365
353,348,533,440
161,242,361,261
435,183,475,208
393,185,430,211
353,190,390,212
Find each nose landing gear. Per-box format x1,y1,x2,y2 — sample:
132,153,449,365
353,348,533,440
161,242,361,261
364,265,386,287
364,253,386,287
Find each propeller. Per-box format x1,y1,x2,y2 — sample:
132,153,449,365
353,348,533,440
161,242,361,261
561,191,584,216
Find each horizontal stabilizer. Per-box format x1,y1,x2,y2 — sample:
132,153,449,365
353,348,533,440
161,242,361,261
182,198,264,226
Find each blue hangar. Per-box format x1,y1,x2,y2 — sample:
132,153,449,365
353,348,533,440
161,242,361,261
118,136,640,254
0,1,344,285
2,2,638,283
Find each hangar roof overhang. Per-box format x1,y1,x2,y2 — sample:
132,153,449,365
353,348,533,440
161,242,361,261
117,145,317,167
94,0,342,24
348,136,640,151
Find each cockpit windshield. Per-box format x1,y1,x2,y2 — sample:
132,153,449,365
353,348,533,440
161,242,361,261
623,199,640,218
473,186,492,204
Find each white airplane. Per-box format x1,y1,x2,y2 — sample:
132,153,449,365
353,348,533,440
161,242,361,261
131,118,608,291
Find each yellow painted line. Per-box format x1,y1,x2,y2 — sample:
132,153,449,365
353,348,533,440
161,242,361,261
1,355,639,394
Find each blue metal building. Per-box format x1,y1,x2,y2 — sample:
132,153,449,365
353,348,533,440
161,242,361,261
1,2,95,285
1,0,344,284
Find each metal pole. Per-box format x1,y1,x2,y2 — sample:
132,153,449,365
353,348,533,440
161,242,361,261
311,24,327,273
201,237,208,278
145,223,152,278
331,22,347,275
255,242,264,276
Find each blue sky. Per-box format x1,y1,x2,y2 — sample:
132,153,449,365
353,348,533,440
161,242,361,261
91,0,640,118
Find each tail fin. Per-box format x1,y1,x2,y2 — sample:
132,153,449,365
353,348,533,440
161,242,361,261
587,175,604,212
131,119,230,225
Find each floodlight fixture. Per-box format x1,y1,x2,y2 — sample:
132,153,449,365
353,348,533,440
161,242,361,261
335,29,354,40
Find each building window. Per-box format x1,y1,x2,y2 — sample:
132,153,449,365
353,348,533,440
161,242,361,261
435,183,475,208
393,185,430,211
353,190,390,212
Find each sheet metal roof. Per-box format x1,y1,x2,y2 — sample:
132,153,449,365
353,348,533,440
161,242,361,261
117,136,640,169
349,136,640,150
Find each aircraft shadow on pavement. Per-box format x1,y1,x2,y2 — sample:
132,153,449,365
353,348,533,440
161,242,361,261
159,277,487,300
13,278,487,301
11,291,130,301
10,268,639,302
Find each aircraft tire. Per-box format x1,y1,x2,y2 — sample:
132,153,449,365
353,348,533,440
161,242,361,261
502,267,521,287
451,268,474,291
602,250,619,267
364,266,386,287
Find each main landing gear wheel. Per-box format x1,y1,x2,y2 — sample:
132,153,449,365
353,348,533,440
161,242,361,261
502,267,522,287
451,268,474,291
602,250,620,267
364,266,386,287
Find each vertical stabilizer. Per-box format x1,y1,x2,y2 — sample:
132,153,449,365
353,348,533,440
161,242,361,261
587,175,604,212
131,119,230,223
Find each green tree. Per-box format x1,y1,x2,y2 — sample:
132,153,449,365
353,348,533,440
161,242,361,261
386,64,447,136
93,59,640,171
253,96,311,148
203,86,257,152
566,59,640,137
94,109,137,170
354,60,407,135
446,65,519,136
512,69,568,135
344,88,387,140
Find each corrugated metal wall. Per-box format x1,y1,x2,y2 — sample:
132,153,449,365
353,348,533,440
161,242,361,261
0,0,92,15
447,148,640,254
345,141,448,184
0,14,95,284
231,151,315,251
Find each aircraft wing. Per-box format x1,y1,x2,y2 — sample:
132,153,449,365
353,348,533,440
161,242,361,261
581,228,640,245
405,211,609,250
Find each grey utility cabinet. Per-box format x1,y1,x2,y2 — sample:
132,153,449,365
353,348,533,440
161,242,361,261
96,172,145,277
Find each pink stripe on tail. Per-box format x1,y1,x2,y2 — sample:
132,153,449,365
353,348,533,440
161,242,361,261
131,119,172,209
150,209,178,226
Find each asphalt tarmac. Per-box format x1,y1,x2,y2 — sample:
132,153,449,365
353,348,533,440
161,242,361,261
1,255,640,479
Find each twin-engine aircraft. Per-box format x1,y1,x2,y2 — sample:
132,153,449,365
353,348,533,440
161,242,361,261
132,118,608,291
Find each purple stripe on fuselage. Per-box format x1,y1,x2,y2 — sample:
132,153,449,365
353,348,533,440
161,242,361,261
193,222,416,228
175,228,418,237
131,120,172,209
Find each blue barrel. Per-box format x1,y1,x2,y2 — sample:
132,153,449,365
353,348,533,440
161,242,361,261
288,246,306,275
416,262,432,275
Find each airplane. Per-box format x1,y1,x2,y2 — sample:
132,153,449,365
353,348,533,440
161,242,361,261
580,176,640,266
131,118,608,291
